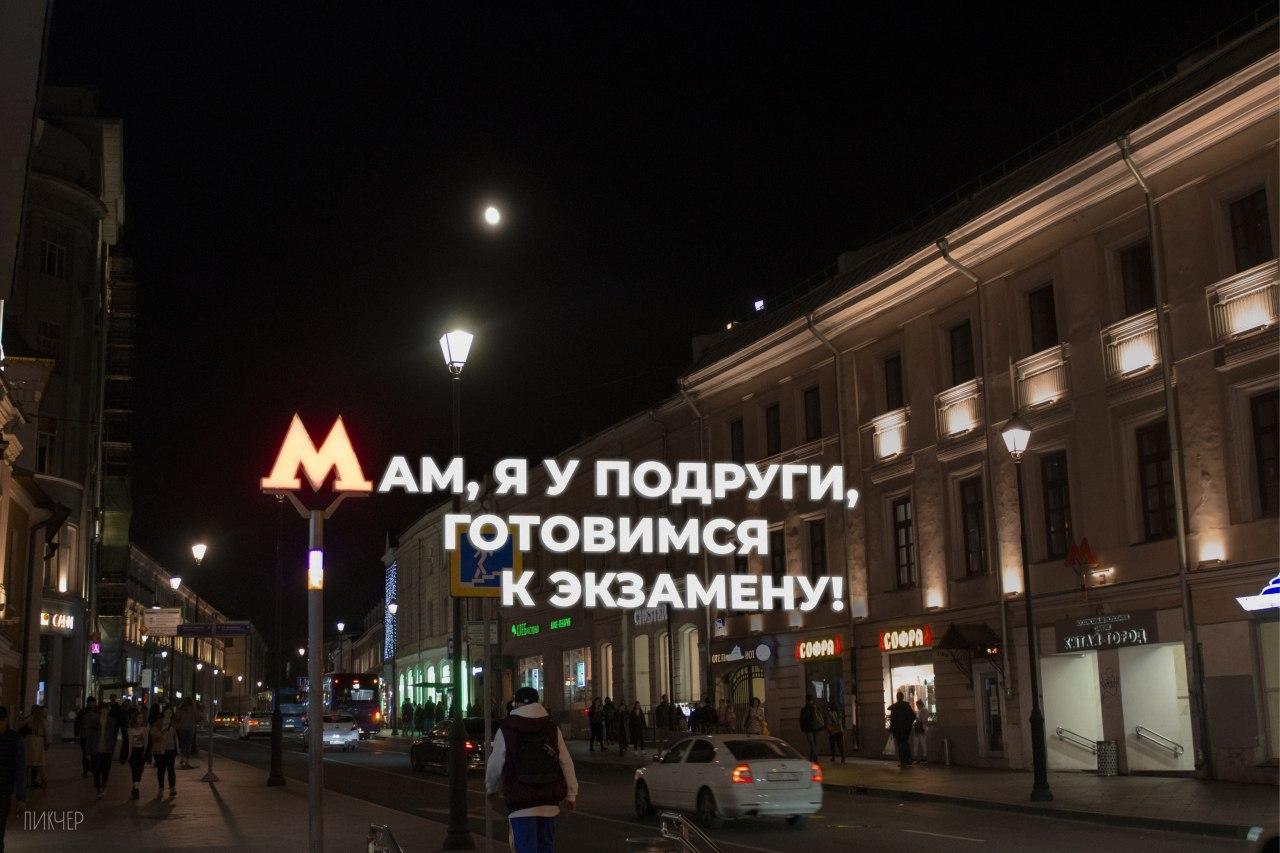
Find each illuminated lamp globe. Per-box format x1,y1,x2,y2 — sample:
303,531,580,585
1001,412,1033,463
439,330,474,375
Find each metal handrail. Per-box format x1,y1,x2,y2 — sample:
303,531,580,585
1054,726,1097,754
660,811,723,853
367,824,404,853
1134,725,1185,757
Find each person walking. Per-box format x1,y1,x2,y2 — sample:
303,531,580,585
699,699,718,735
718,699,737,734
743,697,765,735
414,701,427,736
827,711,846,764
485,686,577,853
174,698,197,769
84,697,120,797
125,708,150,801
653,695,672,744
628,701,646,753
150,708,178,799
616,700,630,757
910,699,929,764
75,697,95,776
0,707,27,852
400,699,413,734
20,706,45,789
601,697,616,746
586,698,604,752
888,691,916,769
799,694,826,763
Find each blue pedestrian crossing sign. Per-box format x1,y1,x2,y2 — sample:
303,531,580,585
450,522,523,598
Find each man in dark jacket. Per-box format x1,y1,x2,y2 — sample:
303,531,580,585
74,698,95,776
83,699,121,796
799,694,827,763
0,707,27,852
888,691,917,769
653,695,673,744
400,699,413,734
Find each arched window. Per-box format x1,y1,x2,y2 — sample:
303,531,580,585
598,642,614,699
633,635,652,707
657,631,670,700
678,625,701,702
426,665,436,704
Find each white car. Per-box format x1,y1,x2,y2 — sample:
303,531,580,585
634,735,822,827
304,713,360,752
238,712,273,739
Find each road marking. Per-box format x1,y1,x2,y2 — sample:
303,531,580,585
901,828,984,843
568,810,784,853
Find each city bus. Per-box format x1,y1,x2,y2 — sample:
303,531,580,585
323,673,383,737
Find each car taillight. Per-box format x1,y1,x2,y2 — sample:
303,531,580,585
464,740,476,751
373,710,381,722
810,763,823,783
730,763,753,784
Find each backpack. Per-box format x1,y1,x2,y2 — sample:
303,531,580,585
500,715,567,811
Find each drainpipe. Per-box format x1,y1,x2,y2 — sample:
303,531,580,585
804,313,861,732
937,238,1012,695
648,410,678,706
677,381,715,703
1118,135,1210,778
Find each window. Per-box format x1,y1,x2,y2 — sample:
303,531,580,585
803,386,822,442
769,529,786,581
891,496,916,588
1229,188,1274,273
1251,390,1279,517
764,404,781,456
36,321,60,357
632,635,651,707
1136,422,1176,541
729,418,745,463
1040,451,1073,559
980,671,1004,753
807,519,827,580
36,417,56,474
1119,239,1155,316
660,740,691,764
1028,283,1059,352
949,321,975,386
883,353,904,411
1260,621,1279,761
686,738,716,763
40,240,66,278
958,476,986,576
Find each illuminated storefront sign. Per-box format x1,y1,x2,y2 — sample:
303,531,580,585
795,635,843,660
510,622,540,638
1237,574,1280,612
549,616,573,631
39,610,75,634
878,625,933,652
1055,610,1158,653
632,606,667,626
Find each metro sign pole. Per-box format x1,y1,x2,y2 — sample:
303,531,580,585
261,414,372,853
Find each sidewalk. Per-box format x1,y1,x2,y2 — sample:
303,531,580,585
9,742,473,851
566,739,1277,838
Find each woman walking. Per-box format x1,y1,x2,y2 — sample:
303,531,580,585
150,707,178,798
743,696,766,735
910,699,928,764
126,708,150,800
628,701,646,752
22,705,46,789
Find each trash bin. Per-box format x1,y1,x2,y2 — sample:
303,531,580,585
1096,740,1118,776
625,837,679,852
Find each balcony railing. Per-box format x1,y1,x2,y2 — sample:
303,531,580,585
868,407,909,462
935,378,983,440
1014,343,1070,411
1101,309,1159,381
1207,259,1278,343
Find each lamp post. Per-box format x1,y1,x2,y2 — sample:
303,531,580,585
169,576,182,698
388,599,398,735
269,495,286,787
336,621,346,672
441,328,474,851
1002,412,1053,802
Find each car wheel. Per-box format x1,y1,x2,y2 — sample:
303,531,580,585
786,815,806,828
697,789,723,829
634,782,654,818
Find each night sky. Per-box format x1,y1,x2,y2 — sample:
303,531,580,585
43,2,1266,658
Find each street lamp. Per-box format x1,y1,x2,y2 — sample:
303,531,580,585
1001,412,1053,802
440,328,473,850
298,647,305,657
483,205,501,227
191,543,208,565
169,576,182,590
336,621,346,672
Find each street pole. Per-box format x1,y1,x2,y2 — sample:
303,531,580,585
269,496,285,786
1014,461,1053,802
307,509,325,853
482,600,493,853
202,657,219,782
390,627,398,736
444,370,473,850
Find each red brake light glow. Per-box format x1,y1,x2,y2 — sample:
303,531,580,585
810,762,823,783
730,763,753,784
465,740,476,751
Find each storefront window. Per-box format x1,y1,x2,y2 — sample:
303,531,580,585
517,655,544,695
1260,620,1279,760
884,649,935,725
598,643,614,698
562,647,592,712
980,671,1003,753
633,635,652,707
804,658,845,727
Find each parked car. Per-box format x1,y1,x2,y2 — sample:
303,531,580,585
410,718,495,773
634,735,822,827
239,712,273,739
304,713,360,752
214,711,240,729
279,702,306,736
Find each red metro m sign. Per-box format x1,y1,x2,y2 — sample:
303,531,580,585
261,414,372,515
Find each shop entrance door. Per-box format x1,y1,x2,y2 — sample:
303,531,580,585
1118,643,1194,771
1041,651,1104,771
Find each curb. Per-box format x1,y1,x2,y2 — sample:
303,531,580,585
822,782,1260,840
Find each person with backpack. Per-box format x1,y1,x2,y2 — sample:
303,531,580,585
799,694,827,763
485,686,578,853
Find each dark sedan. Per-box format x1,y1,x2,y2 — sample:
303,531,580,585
410,718,496,773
